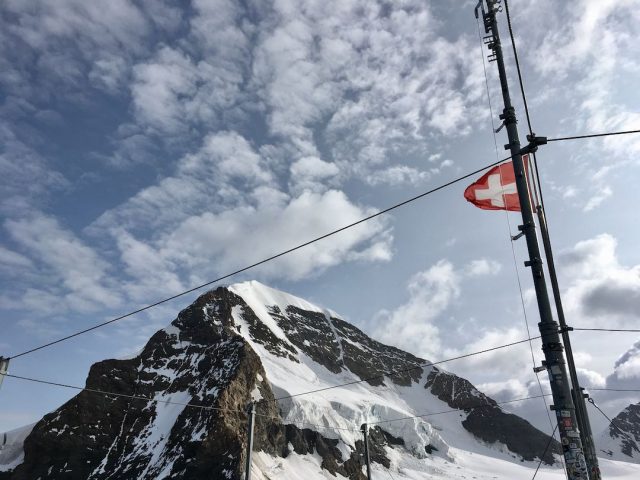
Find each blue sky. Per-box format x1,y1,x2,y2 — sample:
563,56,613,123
1,0,640,437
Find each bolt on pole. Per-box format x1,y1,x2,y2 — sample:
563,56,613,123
476,1,589,478
245,402,256,480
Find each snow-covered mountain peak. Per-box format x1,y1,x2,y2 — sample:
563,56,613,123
1,282,572,479
229,280,329,316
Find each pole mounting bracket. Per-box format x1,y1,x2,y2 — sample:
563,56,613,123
519,133,548,155
524,257,542,268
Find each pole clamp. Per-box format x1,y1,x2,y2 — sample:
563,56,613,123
518,222,533,232
519,133,548,155
499,107,517,126
558,325,574,333
524,257,542,268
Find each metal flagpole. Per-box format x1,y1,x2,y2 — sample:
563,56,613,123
475,1,589,478
536,203,601,479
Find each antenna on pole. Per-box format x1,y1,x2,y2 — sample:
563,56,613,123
475,1,590,478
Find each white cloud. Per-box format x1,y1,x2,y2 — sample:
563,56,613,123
4,213,122,312
609,340,640,384
114,230,185,302
563,186,578,199
0,246,33,269
583,185,612,212
91,131,274,234
446,327,534,379
289,156,340,192
560,234,640,327
529,0,640,161
370,257,505,360
244,0,489,183
290,157,339,180
0,0,154,100
372,260,459,360
90,130,391,286
576,367,606,388
477,378,530,400
465,258,502,277
0,120,68,214
365,166,432,187
130,44,246,136
159,189,392,281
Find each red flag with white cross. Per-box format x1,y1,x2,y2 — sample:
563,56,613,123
464,156,530,212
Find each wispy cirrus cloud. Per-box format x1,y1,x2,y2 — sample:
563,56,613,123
3,212,122,313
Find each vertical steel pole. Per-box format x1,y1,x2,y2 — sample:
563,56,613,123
362,424,372,480
537,206,601,479
479,1,589,478
245,402,255,480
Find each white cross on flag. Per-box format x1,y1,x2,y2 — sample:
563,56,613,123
464,156,530,212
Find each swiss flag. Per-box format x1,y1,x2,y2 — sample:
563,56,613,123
464,156,530,212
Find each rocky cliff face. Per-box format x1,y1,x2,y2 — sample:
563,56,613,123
598,402,640,463
0,281,561,479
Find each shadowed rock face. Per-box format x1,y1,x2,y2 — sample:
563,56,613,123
1,285,561,478
426,368,561,464
329,315,425,386
601,402,640,459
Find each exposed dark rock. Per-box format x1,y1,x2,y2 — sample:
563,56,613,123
425,444,438,454
211,289,299,362
425,368,561,464
463,407,560,465
270,305,343,374
602,402,640,458
330,316,424,386
1,288,274,480
360,425,404,468
425,368,496,410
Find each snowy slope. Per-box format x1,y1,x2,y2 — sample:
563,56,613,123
230,281,544,463
251,449,640,480
0,425,34,473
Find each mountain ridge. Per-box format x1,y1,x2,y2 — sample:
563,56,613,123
1,280,562,479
